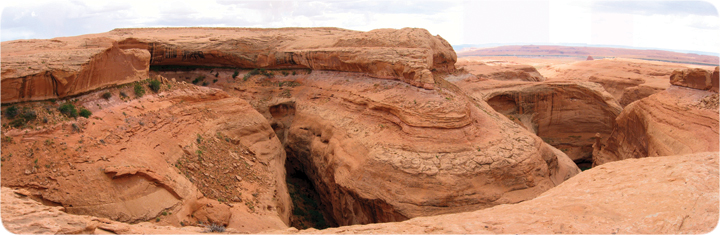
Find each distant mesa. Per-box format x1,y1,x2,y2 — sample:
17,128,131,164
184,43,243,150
586,56,594,61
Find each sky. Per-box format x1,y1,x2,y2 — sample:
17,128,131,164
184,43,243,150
1,0,719,54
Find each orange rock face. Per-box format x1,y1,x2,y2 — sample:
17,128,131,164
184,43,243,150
447,76,621,167
593,87,719,166
670,67,717,91
1,39,150,104
114,27,455,90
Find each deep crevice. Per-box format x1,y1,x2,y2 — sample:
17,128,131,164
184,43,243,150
285,155,338,230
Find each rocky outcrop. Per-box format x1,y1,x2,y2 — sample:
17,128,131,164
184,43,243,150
593,86,719,166
669,67,719,92
456,59,545,82
209,69,580,226
446,77,621,167
277,152,718,234
1,38,150,104
0,83,291,231
1,187,207,234
1,27,456,104
538,58,696,106
113,27,455,89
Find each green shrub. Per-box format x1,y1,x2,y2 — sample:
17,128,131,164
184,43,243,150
134,83,145,97
232,71,239,79
282,71,289,76
4,106,18,119
192,76,205,85
214,72,219,77
149,79,161,93
58,103,78,118
202,81,209,86
79,109,92,118
212,79,218,83
102,92,112,100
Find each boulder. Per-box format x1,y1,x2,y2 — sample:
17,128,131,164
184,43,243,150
670,68,715,91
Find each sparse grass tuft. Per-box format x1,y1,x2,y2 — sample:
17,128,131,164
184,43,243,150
134,83,145,97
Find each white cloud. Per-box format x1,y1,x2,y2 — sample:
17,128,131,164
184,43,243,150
1,0,718,54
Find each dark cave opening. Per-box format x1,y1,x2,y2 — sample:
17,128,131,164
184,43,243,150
284,155,338,230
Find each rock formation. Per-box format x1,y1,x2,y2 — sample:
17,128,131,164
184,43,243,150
114,27,455,90
586,55,594,60
669,67,719,92
539,58,699,106
456,59,545,82
274,152,719,234
593,86,719,165
0,84,291,232
1,27,456,104
215,69,579,226
446,77,622,168
1,38,150,104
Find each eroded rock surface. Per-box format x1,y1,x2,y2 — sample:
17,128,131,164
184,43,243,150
168,68,580,226
1,38,150,104
275,152,718,234
0,83,290,232
445,76,621,167
593,86,719,166
669,67,719,92
457,58,545,82
539,58,707,106
114,27,455,89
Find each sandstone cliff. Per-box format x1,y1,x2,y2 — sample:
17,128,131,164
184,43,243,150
113,27,454,89
1,38,150,104
446,76,622,167
593,86,719,165
1,27,456,104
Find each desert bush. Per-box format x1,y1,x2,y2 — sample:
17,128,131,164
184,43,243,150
203,223,226,233
232,70,239,79
79,109,92,118
4,106,19,119
134,83,145,97
59,103,78,118
102,92,112,100
149,79,161,93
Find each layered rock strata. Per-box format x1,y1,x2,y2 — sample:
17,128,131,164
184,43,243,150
1,38,150,104
1,27,456,104
593,86,719,165
0,84,291,231
202,69,580,226
445,76,621,166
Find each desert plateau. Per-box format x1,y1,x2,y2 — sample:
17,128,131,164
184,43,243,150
0,26,718,234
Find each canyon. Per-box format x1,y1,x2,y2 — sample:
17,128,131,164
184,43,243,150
1,27,718,234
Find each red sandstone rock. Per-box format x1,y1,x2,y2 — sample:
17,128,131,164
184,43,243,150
593,86,719,166
0,84,291,232
586,55,594,60
670,67,715,91
456,58,545,82
274,152,719,234
1,38,150,104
